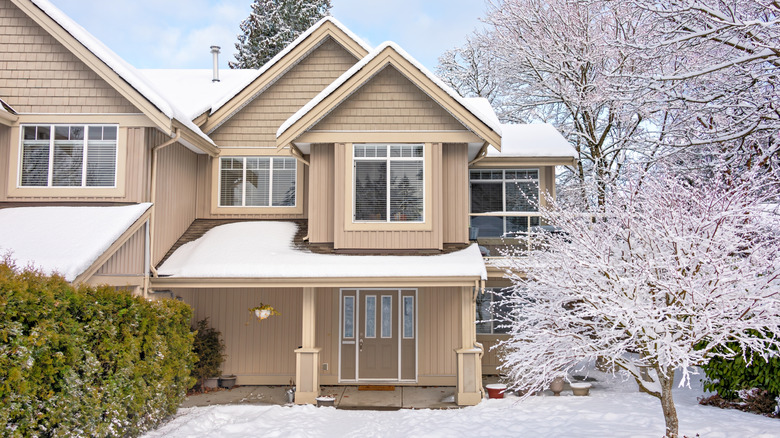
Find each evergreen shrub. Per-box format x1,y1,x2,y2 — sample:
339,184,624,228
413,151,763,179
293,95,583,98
191,318,225,389
0,260,196,437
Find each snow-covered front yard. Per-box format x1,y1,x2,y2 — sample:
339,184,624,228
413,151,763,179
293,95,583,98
144,372,779,437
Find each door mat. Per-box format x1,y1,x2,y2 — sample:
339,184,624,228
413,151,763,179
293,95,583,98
358,385,396,391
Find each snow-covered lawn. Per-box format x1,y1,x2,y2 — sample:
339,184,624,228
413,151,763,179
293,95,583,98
144,373,779,437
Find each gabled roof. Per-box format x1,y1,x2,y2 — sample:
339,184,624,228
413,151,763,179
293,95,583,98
13,0,217,154
276,42,503,149
484,123,578,165
0,204,152,282
201,16,372,134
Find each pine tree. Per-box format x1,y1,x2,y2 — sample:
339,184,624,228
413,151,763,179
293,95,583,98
230,0,332,69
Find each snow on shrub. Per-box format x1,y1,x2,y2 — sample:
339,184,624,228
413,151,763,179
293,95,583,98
0,259,196,437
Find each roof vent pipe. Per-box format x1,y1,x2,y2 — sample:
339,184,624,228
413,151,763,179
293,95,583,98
210,46,220,82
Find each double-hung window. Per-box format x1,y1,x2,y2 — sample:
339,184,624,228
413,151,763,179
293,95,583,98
470,169,540,237
476,288,512,335
219,157,296,207
354,144,424,222
20,124,118,187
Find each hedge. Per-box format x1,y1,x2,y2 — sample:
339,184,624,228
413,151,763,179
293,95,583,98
0,260,196,437
701,335,780,405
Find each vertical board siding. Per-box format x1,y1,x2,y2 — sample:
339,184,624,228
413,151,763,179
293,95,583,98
315,288,337,379
96,225,145,275
150,128,197,264
210,38,358,146
0,1,140,114
477,335,507,374
333,143,443,250
315,66,466,132
177,288,303,378
309,144,335,243
442,144,468,244
418,287,459,377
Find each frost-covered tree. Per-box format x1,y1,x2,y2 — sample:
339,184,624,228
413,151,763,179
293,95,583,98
231,0,332,69
498,168,780,438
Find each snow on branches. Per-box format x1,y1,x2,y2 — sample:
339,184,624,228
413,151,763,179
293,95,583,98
497,168,780,437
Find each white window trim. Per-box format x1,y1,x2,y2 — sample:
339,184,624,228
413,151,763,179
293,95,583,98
217,156,297,208
469,168,541,236
352,144,425,224
18,124,119,189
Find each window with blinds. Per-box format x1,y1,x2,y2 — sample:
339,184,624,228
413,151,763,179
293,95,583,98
469,169,540,237
219,157,296,207
20,124,118,188
354,144,424,223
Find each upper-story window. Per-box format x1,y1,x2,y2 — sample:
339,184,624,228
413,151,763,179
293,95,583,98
470,169,540,237
20,125,117,187
354,144,424,223
219,156,296,207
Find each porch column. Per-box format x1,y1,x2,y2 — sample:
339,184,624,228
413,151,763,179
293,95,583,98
295,287,321,404
455,285,483,405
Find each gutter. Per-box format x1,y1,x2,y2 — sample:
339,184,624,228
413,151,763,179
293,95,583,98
468,142,490,166
144,129,181,298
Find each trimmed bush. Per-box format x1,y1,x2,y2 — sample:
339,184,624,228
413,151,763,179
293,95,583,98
700,336,780,413
192,318,226,389
0,261,196,437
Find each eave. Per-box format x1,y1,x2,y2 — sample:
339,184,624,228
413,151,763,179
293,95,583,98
151,275,483,289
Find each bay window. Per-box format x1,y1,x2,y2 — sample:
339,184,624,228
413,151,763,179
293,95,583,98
470,169,540,237
354,144,424,222
20,124,117,188
219,156,296,207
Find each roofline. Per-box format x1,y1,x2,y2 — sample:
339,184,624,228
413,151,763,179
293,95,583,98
472,156,578,167
150,275,483,289
72,204,152,285
14,0,179,135
202,18,371,133
276,43,502,150
0,108,18,126
172,120,220,156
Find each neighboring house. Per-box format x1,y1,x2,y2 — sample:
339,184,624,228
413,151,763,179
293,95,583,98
0,0,577,405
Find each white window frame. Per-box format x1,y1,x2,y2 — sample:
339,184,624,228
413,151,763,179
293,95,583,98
218,156,297,208
469,168,541,237
18,124,119,188
353,144,425,223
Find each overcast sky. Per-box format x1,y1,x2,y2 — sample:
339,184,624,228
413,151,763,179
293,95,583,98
47,0,489,72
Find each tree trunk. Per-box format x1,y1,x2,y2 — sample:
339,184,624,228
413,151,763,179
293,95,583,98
658,367,679,438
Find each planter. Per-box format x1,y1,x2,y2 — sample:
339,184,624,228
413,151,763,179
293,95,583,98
316,396,336,407
570,382,591,396
485,383,507,399
550,377,565,396
219,375,237,388
202,377,219,389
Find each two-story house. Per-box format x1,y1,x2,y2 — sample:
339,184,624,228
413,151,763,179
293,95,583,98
0,0,577,405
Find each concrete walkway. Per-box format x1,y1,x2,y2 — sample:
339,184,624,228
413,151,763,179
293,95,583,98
181,385,459,410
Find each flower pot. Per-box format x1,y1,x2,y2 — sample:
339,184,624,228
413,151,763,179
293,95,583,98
316,396,335,407
203,377,219,389
219,375,237,388
550,377,565,396
485,383,507,399
570,382,591,396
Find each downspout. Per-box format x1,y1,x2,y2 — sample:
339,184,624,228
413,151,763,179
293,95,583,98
145,129,181,298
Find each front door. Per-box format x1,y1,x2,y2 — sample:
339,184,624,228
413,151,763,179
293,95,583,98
340,289,416,381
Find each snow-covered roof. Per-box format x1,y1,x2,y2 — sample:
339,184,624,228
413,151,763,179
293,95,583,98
209,16,372,116
139,69,260,120
29,0,214,146
464,97,500,130
488,124,577,158
0,204,151,282
158,222,487,280
277,42,503,139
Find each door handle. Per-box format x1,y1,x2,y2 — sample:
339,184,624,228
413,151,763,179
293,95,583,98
359,338,364,352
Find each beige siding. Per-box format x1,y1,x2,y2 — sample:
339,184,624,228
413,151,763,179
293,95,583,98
210,38,358,147
314,66,466,132
1,126,147,202
0,125,9,200
177,288,303,382
478,335,508,374
96,225,145,275
418,287,460,378
309,143,335,243
0,1,139,114
150,128,197,264
333,143,443,250
442,143,469,244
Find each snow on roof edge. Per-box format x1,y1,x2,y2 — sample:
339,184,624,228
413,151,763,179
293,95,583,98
209,16,373,116
277,42,503,139
29,0,215,147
